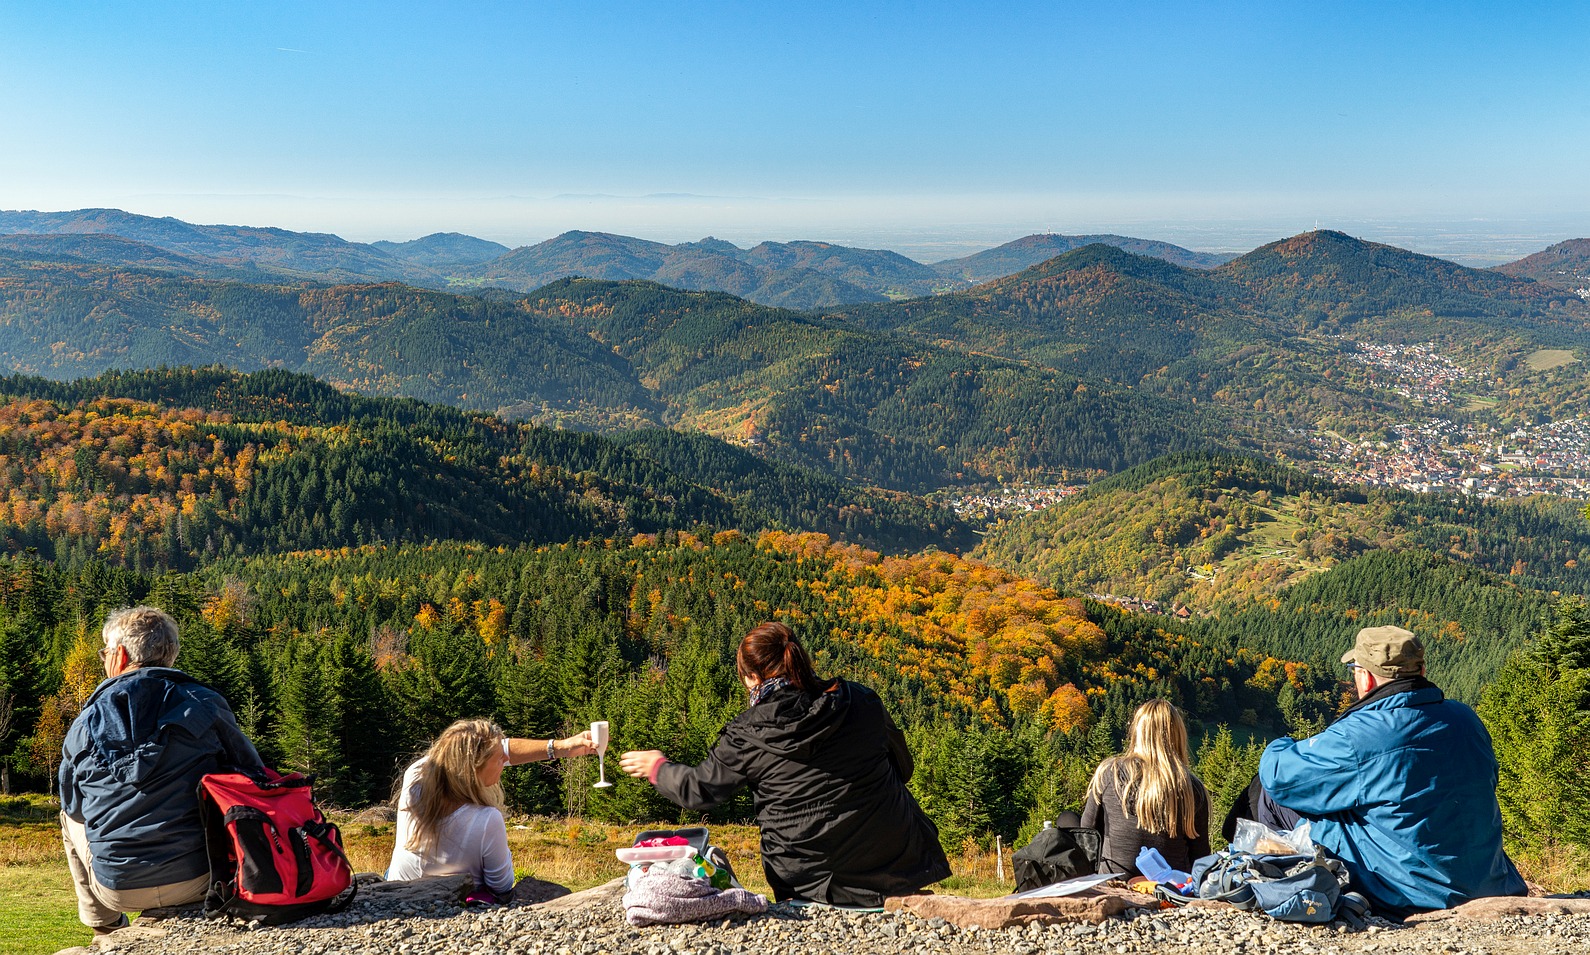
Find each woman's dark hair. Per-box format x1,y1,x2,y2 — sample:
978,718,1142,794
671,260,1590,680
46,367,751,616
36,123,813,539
736,621,823,693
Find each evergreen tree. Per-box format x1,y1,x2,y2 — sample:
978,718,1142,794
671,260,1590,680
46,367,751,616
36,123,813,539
1479,598,1590,853
1193,725,1266,849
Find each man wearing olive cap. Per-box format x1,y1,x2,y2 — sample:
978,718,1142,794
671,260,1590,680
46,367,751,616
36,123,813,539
1257,625,1525,917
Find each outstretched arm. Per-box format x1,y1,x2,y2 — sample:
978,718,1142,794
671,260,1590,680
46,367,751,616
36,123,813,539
621,733,753,813
506,731,594,765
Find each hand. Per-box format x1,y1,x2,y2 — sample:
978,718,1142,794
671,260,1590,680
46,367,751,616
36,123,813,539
556,731,595,759
619,750,665,782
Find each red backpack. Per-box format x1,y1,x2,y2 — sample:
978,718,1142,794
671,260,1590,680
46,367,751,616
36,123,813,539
197,768,357,924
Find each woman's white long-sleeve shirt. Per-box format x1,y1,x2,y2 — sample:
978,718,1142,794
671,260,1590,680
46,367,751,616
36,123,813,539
385,759,514,895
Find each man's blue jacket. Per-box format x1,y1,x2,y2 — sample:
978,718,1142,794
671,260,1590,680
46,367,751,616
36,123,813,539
60,667,263,890
1259,679,1525,917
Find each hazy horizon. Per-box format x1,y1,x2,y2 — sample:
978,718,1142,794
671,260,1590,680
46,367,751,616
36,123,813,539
5,193,1581,267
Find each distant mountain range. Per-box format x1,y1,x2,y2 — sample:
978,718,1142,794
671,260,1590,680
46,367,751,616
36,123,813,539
1,209,1587,491
0,246,1217,489
0,208,1239,307
0,208,443,285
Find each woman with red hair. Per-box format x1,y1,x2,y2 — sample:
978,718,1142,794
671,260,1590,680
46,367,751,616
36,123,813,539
620,622,948,906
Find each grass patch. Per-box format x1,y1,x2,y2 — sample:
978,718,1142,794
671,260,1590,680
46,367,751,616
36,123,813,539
1525,349,1579,372
0,864,90,955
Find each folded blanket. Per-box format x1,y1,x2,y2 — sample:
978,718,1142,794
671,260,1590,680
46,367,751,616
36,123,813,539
622,868,768,926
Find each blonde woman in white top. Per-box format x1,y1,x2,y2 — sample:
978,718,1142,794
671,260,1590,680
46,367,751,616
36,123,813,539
387,719,592,901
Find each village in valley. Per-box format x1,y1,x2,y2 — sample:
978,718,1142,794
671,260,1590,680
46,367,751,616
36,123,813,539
1299,416,1590,500
1298,340,1590,500
936,483,1087,520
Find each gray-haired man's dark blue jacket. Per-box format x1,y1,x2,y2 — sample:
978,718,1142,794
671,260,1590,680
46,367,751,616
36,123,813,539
60,667,263,890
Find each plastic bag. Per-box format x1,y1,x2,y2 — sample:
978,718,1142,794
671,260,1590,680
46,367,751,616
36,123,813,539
1229,818,1314,855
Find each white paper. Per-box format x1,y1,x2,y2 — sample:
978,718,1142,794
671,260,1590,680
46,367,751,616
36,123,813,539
1005,871,1123,900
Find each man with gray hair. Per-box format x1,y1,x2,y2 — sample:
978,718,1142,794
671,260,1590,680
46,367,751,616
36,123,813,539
59,606,264,934
1255,625,1525,917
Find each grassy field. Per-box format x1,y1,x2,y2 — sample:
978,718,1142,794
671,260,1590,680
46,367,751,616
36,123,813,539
1,795,91,955
1,796,1011,955
1524,348,1579,372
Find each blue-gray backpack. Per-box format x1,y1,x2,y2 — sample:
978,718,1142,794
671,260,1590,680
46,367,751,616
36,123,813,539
1188,848,1358,924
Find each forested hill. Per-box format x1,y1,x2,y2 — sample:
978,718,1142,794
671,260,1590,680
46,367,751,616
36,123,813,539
1221,231,1585,334
0,244,1225,490
499,278,1217,489
1200,548,1555,705
979,450,1590,605
0,367,971,565
930,232,1235,282
833,231,1590,436
976,451,1586,702
1497,237,1590,291
0,531,1338,822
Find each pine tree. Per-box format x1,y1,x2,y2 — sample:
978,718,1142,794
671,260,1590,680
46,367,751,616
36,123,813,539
1193,725,1265,848
1479,598,1590,853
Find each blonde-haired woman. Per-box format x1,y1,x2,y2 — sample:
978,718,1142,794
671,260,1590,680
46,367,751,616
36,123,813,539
386,719,592,901
1081,700,1210,877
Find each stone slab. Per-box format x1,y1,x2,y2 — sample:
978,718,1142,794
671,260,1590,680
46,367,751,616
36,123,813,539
1406,895,1590,925
883,886,1156,929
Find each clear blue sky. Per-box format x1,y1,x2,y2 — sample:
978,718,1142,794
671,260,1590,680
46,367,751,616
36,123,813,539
1,1,1587,259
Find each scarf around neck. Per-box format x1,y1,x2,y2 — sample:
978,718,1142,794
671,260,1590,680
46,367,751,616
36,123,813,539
749,676,791,706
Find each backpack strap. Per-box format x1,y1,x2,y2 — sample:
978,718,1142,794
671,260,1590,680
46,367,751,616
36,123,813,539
1337,891,1371,929
303,819,358,913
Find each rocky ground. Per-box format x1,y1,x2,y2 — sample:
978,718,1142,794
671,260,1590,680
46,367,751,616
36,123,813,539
65,878,1590,955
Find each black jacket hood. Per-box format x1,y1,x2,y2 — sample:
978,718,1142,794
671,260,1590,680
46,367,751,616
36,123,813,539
738,680,850,760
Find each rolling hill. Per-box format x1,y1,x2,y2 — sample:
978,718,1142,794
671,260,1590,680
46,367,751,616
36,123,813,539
931,232,1235,281
0,248,1221,489
0,208,1246,305
974,451,1583,703
0,252,659,416
462,230,894,308
839,231,1590,432
1496,238,1590,292
0,367,973,562
978,450,1590,606
1221,230,1585,335
370,232,511,269
500,278,1217,488
0,208,443,285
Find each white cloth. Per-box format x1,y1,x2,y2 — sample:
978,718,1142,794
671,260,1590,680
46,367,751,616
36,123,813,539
622,867,768,927
386,759,514,895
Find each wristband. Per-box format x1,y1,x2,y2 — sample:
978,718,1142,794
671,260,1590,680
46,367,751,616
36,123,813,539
502,738,511,761
546,738,557,761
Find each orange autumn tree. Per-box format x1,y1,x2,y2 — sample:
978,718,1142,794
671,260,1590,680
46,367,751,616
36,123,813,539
757,530,1105,723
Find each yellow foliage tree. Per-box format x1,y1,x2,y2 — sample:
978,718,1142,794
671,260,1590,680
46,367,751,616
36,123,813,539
29,635,104,793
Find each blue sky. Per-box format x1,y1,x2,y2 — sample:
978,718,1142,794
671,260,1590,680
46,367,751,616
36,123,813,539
1,1,1587,260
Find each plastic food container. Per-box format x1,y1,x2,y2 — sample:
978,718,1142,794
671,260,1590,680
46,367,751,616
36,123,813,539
615,845,696,864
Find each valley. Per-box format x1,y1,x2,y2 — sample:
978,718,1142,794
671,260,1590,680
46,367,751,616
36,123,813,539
0,211,1587,930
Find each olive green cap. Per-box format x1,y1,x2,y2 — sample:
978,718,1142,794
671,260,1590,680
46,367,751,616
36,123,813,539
1341,625,1424,680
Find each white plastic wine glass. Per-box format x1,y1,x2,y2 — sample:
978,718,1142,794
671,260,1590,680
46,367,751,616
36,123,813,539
591,721,613,789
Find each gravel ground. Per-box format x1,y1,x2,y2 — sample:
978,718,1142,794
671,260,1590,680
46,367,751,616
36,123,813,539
76,887,1590,955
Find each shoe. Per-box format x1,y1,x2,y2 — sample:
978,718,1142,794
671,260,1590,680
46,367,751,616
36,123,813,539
92,914,129,937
